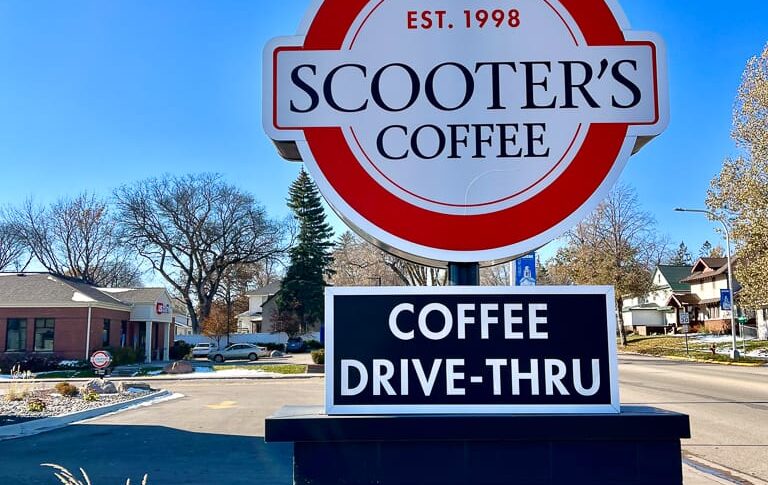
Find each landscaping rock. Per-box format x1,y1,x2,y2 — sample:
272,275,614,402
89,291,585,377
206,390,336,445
270,350,285,358
83,379,117,395
117,382,152,393
163,361,194,374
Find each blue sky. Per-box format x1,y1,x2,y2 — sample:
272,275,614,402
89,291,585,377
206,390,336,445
1,0,767,264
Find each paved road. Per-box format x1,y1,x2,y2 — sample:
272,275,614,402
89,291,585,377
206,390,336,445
620,355,768,483
0,379,325,485
0,356,766,484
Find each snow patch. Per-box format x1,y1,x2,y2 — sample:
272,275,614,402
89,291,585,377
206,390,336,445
71,291,95,303
172,368,287,379
692,335,740,344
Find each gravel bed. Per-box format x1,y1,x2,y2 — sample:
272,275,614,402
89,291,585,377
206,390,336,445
0,389,152,423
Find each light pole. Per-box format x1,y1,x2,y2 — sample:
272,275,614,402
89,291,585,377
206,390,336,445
674,208,739,360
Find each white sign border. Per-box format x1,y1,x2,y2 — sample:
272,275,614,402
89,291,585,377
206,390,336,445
263,1,670,266
325,286,620,415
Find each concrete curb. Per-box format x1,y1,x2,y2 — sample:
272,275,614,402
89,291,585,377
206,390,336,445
684,453,768,485
618,351,767,367
0,390,171,441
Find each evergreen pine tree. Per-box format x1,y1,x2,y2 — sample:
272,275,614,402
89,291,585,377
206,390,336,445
669,242,692,265
699,240,713,258
277,169,335,333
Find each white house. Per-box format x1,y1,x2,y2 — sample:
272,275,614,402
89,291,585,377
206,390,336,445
679,258,740,334
236,282,281,333
621,265,692,335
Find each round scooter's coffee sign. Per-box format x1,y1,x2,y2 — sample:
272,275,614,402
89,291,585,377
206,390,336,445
264,0,668,264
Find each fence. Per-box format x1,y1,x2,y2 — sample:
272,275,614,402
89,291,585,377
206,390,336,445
175,332,322,347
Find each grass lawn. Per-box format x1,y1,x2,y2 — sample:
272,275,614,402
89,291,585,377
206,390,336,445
621,334,768,365
212,364,308,374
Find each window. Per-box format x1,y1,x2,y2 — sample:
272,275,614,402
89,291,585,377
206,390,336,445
710,306,720,320
6,318,27,351
34,318,54,352
120,321,128,347
103,319,111,346
763,308,768,321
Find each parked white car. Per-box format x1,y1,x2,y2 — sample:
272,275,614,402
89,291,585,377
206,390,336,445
207,343,269,363
191,342,218,358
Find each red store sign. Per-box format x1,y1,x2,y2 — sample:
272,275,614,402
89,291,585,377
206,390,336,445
264,0,668,264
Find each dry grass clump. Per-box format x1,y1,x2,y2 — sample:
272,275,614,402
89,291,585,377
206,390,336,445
41,464,148,485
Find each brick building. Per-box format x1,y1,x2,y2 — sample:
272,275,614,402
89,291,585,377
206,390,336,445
0,273,181,363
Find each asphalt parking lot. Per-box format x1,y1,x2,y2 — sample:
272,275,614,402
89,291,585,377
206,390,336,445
0,378,324,485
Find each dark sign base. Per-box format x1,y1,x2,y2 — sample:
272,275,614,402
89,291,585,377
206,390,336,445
265,406,690,485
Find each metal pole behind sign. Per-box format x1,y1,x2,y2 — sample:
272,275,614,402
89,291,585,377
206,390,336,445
448,263,480,286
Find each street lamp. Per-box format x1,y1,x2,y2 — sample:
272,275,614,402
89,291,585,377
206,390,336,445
674,208,739,360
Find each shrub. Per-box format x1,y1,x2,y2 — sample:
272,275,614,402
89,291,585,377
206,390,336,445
169,341,193,360
83,391,99,402
103,347,143,367
311,349,325,365
28,399,46,412
305,339,324,351
4,364,32,401
0,354,61,374
54,382,79,397
41,464,149,485
257,342,287,352
4,388,28,402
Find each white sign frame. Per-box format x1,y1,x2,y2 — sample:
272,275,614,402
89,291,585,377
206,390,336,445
264,0,669,265
325,286,620,415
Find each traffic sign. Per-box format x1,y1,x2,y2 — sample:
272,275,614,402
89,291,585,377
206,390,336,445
90,350,113,370
680,312,690,325
264,0,669,264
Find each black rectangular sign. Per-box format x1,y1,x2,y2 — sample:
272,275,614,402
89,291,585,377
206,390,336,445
325,287,619,415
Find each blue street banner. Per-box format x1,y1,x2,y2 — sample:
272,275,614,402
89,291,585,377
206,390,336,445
515,253,537,287
720,289,732,311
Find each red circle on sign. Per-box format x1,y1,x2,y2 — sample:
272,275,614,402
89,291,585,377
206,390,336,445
90,350,113,369
276,0,660,261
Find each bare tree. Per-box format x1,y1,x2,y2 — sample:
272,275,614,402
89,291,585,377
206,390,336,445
0,220,30,272
546,183,669,346
330,231,447,286
216,263,273,332
382,254,447,286
330,232,397,286
115,174,289,332
481,263,511,286
5,194,140,285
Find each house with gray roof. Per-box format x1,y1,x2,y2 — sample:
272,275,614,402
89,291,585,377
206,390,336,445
0,272,183,363
237,282,282,333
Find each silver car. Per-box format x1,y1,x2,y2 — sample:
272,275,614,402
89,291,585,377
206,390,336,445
207,343,268,363
191,342,217,358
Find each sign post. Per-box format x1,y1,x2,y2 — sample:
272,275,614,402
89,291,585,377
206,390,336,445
264,1,688,483
680,312,691,357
